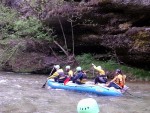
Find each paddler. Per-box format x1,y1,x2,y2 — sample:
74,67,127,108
92,63,107,84
47,65,67,83
106,69,126,89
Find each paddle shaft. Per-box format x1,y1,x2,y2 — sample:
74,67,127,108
123,90,141,98
42,67,55,88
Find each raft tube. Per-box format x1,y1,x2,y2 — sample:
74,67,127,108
47,79,123,96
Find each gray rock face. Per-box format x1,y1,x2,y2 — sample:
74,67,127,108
51,0,150,69
0,0,150,72
112,0,150,5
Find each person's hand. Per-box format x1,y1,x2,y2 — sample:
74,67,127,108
92,63,95,66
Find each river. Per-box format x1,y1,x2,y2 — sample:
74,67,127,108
0,72,150,113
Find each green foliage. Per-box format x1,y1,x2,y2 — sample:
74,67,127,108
0,4,18,25
76,53,150,81
13,17,53,41
0,4,18,39
0,4,54,41
76,53,94,69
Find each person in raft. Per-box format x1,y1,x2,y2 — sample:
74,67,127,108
65,65,74,81
47,65,67,83
92,63,107,84
106,69,126,89
73,66,87,84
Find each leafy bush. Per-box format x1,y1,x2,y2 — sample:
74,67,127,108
0,4,18,25
76,53,94,69
0,4,53,41
76,53,150,81
13,17,53,41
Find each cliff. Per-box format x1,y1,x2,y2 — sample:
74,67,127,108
0,0,150,73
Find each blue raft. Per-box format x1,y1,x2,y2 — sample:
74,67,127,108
47,79,123,96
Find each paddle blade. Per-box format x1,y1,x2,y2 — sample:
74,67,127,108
64,77,70,85
42,81,47,88
121,85,129,93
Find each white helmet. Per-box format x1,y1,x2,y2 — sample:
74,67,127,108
66,65,70,69
77,98,100,113
76,67,81,71
54,65,60,70
97,66,101,70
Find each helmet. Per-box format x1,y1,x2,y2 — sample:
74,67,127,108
77,98,100,113
54,65,60,70
97,66,101,70
76,67,82,71
116,69,121,74
66,65,70,69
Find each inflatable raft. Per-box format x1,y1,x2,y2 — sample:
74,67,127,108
47,79,124,96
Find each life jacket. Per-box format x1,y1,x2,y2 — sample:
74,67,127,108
68,70,73,77
114,74,126,88
57,69,65,79
74,71,87,84
101,69,105,75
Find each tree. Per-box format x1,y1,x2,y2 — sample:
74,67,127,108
15,0,93,66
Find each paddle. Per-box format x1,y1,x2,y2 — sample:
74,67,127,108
42,67,55,88
123,90,142,98
112,83,141,98
121,87,142,98
64,69,74,85
64,77,70,85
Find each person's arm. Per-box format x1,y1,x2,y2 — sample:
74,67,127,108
92,63,100,72
48,72,59,79
105,76,117,87
68,70,73,77
93,65,105,75
110,76,117,82
123,75,126,84
73,72,83,81
93,65,100,72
